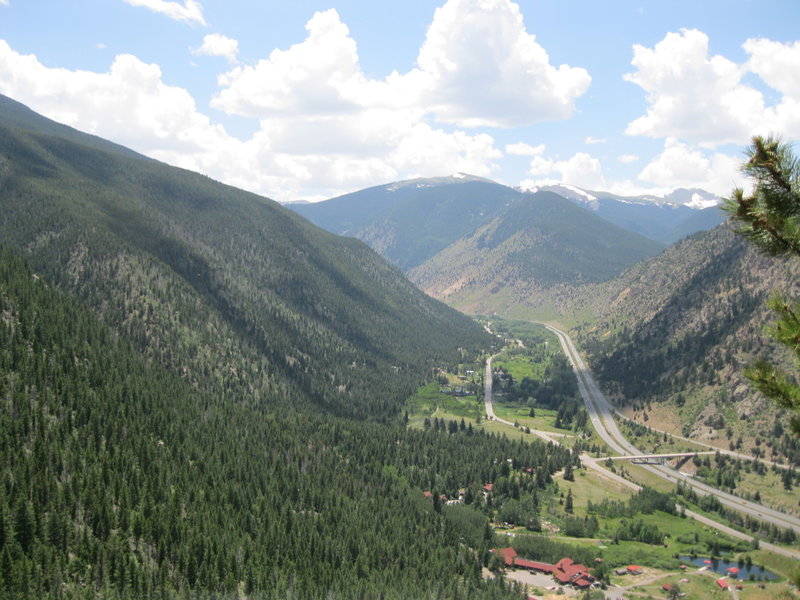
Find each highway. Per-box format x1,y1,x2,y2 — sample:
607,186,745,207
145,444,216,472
483,323,800,559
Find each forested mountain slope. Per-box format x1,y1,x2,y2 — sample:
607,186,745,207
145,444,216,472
291,174,518,270
0,94,491,420
0,244,570,598
567,224,800,460
408,191,664,314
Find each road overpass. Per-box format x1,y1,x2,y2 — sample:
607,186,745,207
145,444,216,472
604,451,717,465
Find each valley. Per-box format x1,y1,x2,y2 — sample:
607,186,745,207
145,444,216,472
1,95,798,600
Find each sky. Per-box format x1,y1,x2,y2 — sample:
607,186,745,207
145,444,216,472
0,1,798,203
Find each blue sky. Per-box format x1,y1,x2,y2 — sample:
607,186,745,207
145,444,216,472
1,0,798,202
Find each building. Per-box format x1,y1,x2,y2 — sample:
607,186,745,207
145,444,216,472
492,549,596,589
627,565,643,575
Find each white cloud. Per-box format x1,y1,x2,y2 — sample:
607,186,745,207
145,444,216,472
585,136,606,144
213,10,374,118
505,142,545,156
636,138,741,195
618,154,639,163
0,1,596,201
193,33,239,63
744,38,800,98
522,151,606,190
122,0,206,26
624,29,800,146
0,24,503,202
413,0,591,127
0,0,9,7
0,41,228,153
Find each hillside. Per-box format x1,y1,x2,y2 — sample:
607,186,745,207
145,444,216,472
0,95,584,599
0,94,492,420
290,174,518,270
565,224,800,461
0,243,570,599
408,191,664,314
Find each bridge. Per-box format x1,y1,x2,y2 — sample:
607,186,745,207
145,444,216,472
602,451,717,465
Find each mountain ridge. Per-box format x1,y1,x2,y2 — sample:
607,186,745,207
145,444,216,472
0,93,492,420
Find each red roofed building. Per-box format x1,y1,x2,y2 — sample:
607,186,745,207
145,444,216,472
492,547,518,567
716,579,729,590
494,550,595,589
513,558,555,572
483,483,494,492
552,558,595,588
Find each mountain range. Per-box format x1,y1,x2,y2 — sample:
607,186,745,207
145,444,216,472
531,184,725,244
291,174,726,315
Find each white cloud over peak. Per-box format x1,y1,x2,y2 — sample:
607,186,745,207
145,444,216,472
522,151,606,190
122,0,206,26
624,29,800,146
505,142,545,156
636,138,741,195
193,33,238,63
618,154,639,163
414,0,591,127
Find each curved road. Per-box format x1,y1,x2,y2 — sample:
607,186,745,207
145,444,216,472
485,324,800,559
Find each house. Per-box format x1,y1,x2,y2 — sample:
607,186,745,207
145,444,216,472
715,579,729,590
661,584,672,592
627,565,643,575
726,566,740,576
483,483,494,492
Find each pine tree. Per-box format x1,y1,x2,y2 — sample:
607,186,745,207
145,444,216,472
724,135,800,435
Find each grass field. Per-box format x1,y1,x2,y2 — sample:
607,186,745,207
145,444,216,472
494,352,546,382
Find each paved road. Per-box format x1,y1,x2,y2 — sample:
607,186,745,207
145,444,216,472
525,323,800,559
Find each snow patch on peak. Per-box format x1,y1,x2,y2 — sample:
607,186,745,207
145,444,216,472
451,172,466,179
686,192,720,210
554,184,599,210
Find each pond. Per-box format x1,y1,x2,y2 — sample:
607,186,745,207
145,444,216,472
678,556,779,581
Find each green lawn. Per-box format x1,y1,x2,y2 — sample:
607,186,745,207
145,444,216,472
494,353,545,382
556,469,633,511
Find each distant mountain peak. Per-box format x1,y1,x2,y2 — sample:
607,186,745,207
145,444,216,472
385,172,495,192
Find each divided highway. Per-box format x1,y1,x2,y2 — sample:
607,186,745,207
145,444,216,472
479,322,800,559
542,323,800,536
